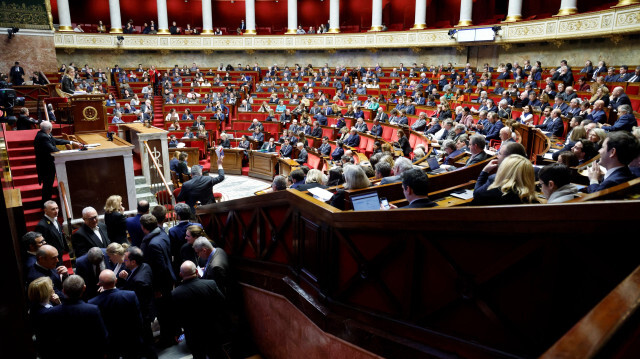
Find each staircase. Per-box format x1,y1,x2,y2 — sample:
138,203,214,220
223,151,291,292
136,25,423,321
4,129,55,230
153,95,164,128
134,175,157,206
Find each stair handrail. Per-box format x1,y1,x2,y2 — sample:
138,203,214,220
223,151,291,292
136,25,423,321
143,140,175,224
58,181,74,237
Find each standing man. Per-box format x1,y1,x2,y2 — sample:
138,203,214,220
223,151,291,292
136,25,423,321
168,203,201,275
34,121,78,206
193,238,230,296
89,270,144,359
25,244,68,297
35,200,68,264
126,200,149,247
177,159,225,213
140,214,178,347
172,261,231,359
70,207,110,257
74,247,109,300
10,61,25,86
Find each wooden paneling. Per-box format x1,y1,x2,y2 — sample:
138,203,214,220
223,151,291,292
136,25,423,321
66,156,127,217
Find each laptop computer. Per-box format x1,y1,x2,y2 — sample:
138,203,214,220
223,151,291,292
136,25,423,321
350,192,381,211
426,157,447,174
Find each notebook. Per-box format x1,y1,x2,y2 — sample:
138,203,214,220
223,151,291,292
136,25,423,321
426,157,447,174
350,192,381,211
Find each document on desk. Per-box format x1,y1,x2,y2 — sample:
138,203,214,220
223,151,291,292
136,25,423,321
450,189,474,200
308,187,334,202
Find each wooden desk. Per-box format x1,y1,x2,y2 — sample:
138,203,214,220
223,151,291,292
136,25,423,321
169,147,200,167
278,158,299,177
211,148,244,175
249,151,279,180
53,133,136,222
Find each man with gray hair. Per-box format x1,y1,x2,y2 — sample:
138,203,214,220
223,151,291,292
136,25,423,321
75,246,108,300
177,156,225,212
193,237,230,296
380,157,413,185
71,206,110,257
465,135,489,167
38,275,108,359
172,261,230,359
603,104,636,132
169,202,202,274
271,175,288,191
34,121,79,205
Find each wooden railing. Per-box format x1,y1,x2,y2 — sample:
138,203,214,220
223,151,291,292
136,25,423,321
195,188,640,358
143,140,176,223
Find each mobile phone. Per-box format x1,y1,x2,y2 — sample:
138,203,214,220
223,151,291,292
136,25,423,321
380,197,390,210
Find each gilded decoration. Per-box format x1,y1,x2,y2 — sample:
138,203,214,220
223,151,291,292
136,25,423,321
0,0,49,30
602,15,614,28
616,10,640,26
558,17,600,32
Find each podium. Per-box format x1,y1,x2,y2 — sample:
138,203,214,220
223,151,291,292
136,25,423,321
118,123,170,186
249,151,278,180
278,158,299,177
69,94,108,134
211,148,244,175
53,133,136,222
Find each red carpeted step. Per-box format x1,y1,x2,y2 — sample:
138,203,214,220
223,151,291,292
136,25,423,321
132,154,142,176
7,146,35,157
13,174,40,187
10,164,37,176
9,155,36,167
242,166,250,176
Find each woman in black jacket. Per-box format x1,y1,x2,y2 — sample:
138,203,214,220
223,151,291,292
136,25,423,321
104,195,128,244
394,129,412,157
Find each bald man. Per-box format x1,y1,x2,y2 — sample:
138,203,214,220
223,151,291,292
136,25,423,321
25,244,68,298
172,261,230,359
89,270,144,359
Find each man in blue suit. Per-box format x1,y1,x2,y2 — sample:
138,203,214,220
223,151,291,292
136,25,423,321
587,100,608,124
536,109,565,138
38,275,107,359
75,247,110,300
140,214,178,347
586,131,639,193
603,104,636,133
483,113,504,141
168,203,202,275
344,128,360,147
126,200,149,247
89,270,144,359
26,245,68,298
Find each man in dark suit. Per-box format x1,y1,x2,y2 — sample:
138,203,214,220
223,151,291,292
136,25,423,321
120,246,157,358
344,128,361,147
168,203,202,275
172,261,231,359
279,138,293,157
535,109,565,138
34,121,76,205
140,214,178,347
614,66,632,82
261,137,277,152
176,160,225,212
318,136,332,156
126,200,149,247
387,169,438,209
17,107,38,130
71,207,110,258
89,269,144,359
35,200,68,264
75,247,109,300
10,61,25,85
603,104,636,133
25,245,68,297
21,231,45,271
38,275,107,359
193,238,230,296
294,143,308,165
586,132,640,193
609,86,632,111
465,135,490,167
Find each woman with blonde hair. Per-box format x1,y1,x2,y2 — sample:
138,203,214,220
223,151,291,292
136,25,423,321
106,242,129,281
329,165,372,210
589,86,610,107
28,276,59,353
104,195,128,244
471,155,538,205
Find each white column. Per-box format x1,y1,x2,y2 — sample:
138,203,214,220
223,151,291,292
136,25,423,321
328,0,340,33
504,0,522,22
245,0,257,34
108,0,123,33
457,0,473,26
201,0,213,34
411,0,427,30
157,0,170,34
556,0,578,16
57,0,72,31
285,0,298,34
370,0,383,31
